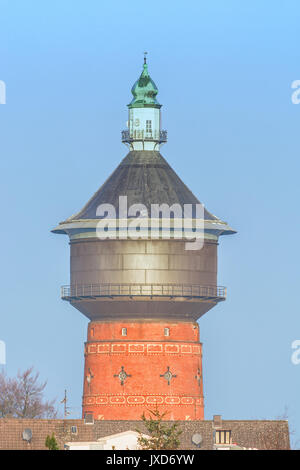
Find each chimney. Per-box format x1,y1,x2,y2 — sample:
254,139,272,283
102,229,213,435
213,415,222,428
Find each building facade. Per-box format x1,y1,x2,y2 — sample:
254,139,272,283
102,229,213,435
0,417,290,450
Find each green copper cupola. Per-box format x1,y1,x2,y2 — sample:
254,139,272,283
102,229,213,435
122,55,167,151
128,57,161,109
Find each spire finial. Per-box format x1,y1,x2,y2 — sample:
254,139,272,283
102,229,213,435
144,51,148,65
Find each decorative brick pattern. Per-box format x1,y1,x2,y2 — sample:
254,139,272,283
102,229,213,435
85,342,201,356
111,344,126,353
146,343,163,353
128,344,144,353
83,394,203,407
83,321,204,420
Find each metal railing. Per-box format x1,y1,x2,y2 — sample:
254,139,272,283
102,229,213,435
61,283,226,301
121,129,167,143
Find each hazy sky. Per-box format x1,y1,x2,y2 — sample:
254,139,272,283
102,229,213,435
0,0,299,447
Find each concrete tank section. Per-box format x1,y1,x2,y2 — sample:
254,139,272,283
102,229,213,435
64,238,222,321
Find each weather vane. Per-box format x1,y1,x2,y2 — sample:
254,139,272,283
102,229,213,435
144,51,148,64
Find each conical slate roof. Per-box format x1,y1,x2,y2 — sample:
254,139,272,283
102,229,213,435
66,151,219,222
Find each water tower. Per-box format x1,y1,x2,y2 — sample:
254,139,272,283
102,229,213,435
52,57,236,421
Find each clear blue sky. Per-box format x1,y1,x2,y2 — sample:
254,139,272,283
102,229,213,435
0,0,299,447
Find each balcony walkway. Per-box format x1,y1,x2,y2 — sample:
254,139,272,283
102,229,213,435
121,129,167,143
61,283,226,302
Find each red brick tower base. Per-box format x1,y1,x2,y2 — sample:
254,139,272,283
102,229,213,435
82,321,204,421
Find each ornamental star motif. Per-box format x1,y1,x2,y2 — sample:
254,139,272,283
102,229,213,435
114,366,131,386
160,366,177,385
86,368,94,386
195,368,202,387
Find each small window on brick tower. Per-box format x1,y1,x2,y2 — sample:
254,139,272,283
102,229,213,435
90,328,94,337
164,327,170,336
122,328,127,336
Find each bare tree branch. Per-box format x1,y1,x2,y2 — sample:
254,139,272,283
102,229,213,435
0,367,58,419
